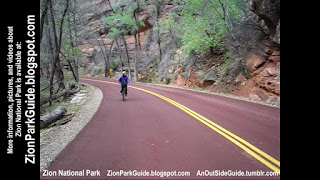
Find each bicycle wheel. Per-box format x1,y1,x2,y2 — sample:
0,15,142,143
122,90,125,101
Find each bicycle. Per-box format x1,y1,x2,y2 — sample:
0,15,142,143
121,80,128,101
122,86,127,101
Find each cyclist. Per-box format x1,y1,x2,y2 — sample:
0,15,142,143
118,71,130,96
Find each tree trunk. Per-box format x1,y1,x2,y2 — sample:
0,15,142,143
134,33,139,82
48,0,69,100
121,35,131,80
133,8,140,82
97,39,108,77
115,38,124,73
66,7,79,82
106,40,114,76
72,0,79,82
40,0,49,43
48,0,59,101
155,0,163,64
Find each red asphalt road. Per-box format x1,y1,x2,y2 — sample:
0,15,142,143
42,77,280,179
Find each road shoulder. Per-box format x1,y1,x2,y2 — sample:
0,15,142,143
40,83,103,172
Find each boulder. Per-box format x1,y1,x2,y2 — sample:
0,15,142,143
273,20,280,44
260,64,278,77
272,51,280,56
98,26,109,36
249,92,262,101
268,55,280,62
249,88,270,101
246,54,266,73
265,67,278,76
265,80,280,95
266,95,280,105
175,74,185,86
75,93,86,97
263,46,273,55
198,70,216,87
70,96,85,104
203,70,216,82
79,90,88,93
235,74,247,83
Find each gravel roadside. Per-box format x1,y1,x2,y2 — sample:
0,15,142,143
40,83,103,172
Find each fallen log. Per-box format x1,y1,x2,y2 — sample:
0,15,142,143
50,113,75,127
40,106,67,129
40,83,81,106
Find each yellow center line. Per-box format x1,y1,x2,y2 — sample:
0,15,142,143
81,78,280,174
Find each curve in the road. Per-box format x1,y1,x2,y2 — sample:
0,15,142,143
81,78,280,174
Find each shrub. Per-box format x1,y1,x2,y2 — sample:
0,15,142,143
111,59,119,70
79,67,85,75
165,77,171,85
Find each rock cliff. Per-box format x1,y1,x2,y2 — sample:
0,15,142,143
76,0,280,106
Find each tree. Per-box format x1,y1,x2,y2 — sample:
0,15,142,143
64,0,82,82
130,0,146,82
40,0,83,106
48,0,69,98
103,0,146,81
157,13,182,47
40,0,49,43
176,0,249,77
150,0,166,64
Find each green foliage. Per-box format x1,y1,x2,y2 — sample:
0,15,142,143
165,77,171,85
223,51,233,61
217,51,234,75
146,78,152,83
155,57,161,65
158,13,180,34
79,67,86,75
61,36,81,64
102,13,137,38
102,0,146,38
198,71,206,80
93,66,102,71
175,0,245,55
181,72,188,79
40,58,50,68
110,59,119,69
141,70,160,84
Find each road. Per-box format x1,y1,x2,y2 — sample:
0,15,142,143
42,77,280,179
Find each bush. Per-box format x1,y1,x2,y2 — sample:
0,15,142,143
111,59,119,69
93,66,102,71
93,66,102,76
181,72,188,79
79,67,85,75
165,77,171,85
